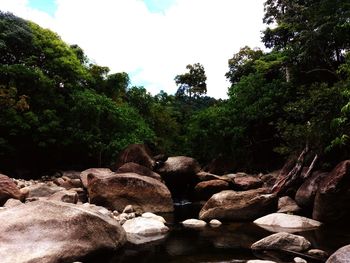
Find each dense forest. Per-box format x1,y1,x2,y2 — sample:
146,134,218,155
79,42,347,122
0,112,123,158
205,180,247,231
0,0,349,177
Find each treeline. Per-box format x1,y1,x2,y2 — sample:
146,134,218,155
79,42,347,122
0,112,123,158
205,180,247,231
1,0,350,177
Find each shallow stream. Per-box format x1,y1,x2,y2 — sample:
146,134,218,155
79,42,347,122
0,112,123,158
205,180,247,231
105,203,350,263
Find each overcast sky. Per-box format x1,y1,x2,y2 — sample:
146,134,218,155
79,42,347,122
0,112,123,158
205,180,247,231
0,0,266,98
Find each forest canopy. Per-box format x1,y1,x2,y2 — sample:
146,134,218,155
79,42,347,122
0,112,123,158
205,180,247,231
0,0,349,177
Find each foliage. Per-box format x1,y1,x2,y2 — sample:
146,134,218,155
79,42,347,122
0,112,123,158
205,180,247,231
175,63,207,98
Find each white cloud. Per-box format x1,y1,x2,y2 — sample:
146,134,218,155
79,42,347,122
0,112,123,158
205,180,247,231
0,0,266,98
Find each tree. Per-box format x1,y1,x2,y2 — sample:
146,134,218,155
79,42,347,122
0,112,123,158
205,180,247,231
262,0,350,84
175,63,207,98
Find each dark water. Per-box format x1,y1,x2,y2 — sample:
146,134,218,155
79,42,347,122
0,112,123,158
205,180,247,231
100,203,350,263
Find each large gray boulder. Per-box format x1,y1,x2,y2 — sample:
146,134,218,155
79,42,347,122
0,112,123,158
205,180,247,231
199,188,277,221
251,232,311,252
254,213,321,233
88,172,173,213
80,168,113,189
0,200,126,263
155,156,200,197
326,245,350,263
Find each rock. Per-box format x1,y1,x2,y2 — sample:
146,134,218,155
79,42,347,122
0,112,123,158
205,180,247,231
21,182,65,198
326,245,350,263
88,172,173,213
295,171,328,209
3,198,23,208
155,156,200,198
70,187,87,203
233,175,263,190
209,219,222,226
0,174,23,205
307,249,329,260
259,171,280,188
294,257,307,263
181,219,207,228
254,213,321,232
54,176,82,190
0,200,126,263
277,196,301,213
251,232,311,252
122,217,169,244
61,170,81,179
313,160,350,223
196,171,222,181
247,261,277,263
117,162,162,181
142,212,166,223
115,144,155,170
47,189,78,204
194,179,230,200
115,213,129,225
203,156,236,175
80,168,113,189
123,205,134,214
199,188,277,221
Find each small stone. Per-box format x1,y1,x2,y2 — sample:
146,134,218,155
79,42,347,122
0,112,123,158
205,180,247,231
209,219,222,226
294,257,307,263
123,205,134,213
112,210,120,217
307,249,329,259
182,219,207,228
126,212,136,220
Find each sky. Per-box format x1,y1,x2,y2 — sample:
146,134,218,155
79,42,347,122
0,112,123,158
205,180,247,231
0,0,266,98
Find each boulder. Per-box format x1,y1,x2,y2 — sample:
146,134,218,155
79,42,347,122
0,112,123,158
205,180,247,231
194,179,230,200
313,160,350,223
199,188,277,221
233,175,263,190
141,212,166,223
80,168,113,189
181,219,207,228
21,182,65,198
54,176,82,189
254,213,321,232
0,200,126,263
277,196,301,213
156,156,200,198
115,144,155,170
196,171,228,182
122,217,168,244
0,174,23,205
251,232,311,252
259,171,280,188
203,156,235,175
116,162,162,181
295,171,328,209
326,245,350,263
3,198,23,208
47,189,79,204
88,172,173,213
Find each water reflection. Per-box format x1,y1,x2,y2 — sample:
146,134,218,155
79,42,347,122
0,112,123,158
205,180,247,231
105,204,350,263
